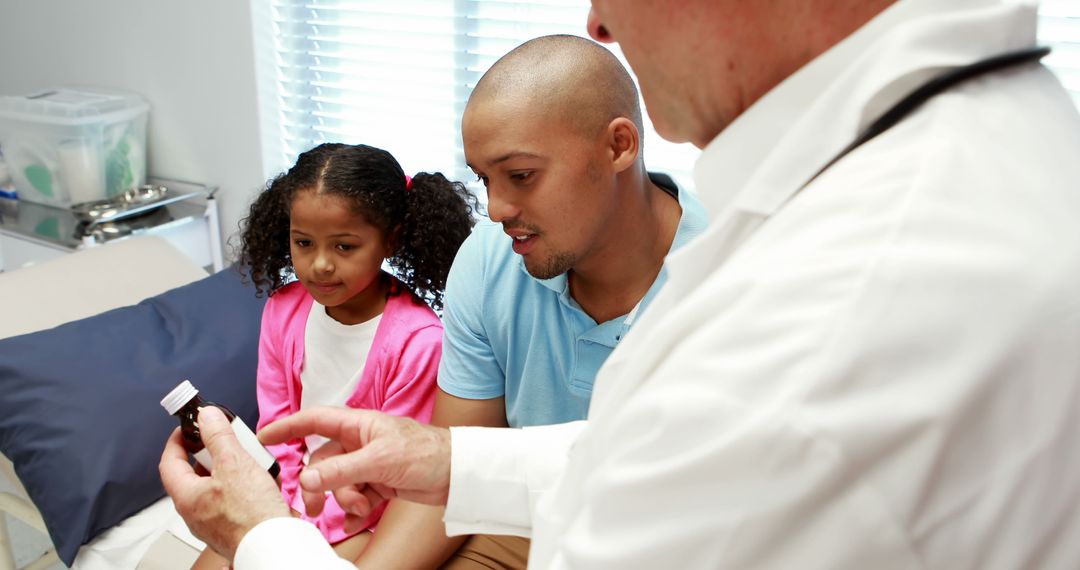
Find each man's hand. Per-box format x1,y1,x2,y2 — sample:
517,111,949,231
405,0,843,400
159,406,291,561
258,407,452,520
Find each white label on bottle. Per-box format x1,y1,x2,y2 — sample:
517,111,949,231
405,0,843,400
193,417,277,472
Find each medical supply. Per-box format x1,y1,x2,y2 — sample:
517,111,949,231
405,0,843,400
0,88,148,208
160,380,280,477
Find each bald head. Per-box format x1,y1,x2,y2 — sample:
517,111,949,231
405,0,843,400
469,35,643,141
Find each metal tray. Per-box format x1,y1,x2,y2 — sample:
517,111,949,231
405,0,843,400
70,185,201,225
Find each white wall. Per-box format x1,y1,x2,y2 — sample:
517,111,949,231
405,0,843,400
0,0,266,260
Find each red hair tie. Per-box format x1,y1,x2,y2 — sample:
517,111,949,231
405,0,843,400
405,175,413,192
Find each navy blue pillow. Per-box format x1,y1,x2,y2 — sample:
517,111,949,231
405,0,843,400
0,265,266,564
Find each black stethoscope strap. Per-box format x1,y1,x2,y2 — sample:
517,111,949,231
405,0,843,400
802,46,1052,188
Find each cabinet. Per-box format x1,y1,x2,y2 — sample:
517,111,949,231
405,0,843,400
0,177,223,273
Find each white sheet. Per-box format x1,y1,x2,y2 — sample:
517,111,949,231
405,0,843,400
71,498,203,570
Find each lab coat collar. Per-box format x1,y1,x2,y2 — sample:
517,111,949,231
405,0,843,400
693,0,1038,220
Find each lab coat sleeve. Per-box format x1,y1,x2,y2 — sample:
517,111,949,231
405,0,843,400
443,421,587,537
234,517,354,569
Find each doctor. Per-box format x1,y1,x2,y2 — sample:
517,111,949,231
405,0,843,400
162,0,1080,567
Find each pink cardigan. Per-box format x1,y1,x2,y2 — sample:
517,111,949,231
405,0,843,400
255,280,442,544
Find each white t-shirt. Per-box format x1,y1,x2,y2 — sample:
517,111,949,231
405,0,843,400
299,302,381,461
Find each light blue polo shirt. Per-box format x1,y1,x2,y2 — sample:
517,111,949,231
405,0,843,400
438,174,708,428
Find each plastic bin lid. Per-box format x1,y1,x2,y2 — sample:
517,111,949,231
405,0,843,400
0,88,149,125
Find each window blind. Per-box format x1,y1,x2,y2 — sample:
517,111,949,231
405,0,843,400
266,1,461,181
262,0,699,192
260,1,1080,191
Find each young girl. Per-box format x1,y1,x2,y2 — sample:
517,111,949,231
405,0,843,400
192,143,475,568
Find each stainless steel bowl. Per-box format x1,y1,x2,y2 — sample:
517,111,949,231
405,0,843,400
71,185,170,223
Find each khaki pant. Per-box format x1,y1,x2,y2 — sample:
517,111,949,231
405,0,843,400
441,535,530,570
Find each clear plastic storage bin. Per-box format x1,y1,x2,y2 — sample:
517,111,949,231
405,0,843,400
0,88,149,208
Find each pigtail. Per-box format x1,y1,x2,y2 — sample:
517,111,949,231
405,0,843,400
389,172,478,310
238,175,293,297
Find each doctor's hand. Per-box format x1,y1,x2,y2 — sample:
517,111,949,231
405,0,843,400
159,406,290,561
258,407,452,522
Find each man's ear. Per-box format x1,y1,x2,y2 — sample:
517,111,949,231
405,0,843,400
607,117,640,174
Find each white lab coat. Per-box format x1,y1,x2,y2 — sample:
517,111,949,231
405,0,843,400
235,1,1080,568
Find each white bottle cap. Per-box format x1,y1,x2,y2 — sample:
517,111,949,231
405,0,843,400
161,380,199,415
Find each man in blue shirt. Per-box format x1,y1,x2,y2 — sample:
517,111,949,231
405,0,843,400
439,170,704,428
353,34,708,569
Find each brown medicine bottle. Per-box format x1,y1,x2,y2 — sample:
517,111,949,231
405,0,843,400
160,379,281,478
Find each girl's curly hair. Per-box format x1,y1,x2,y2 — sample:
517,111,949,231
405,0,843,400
238,143,477,310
